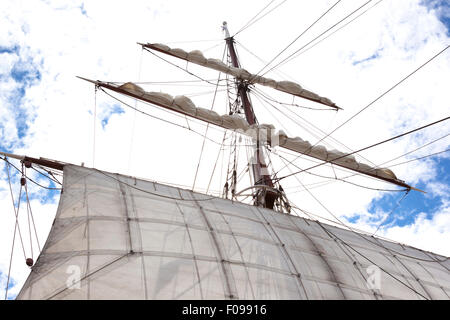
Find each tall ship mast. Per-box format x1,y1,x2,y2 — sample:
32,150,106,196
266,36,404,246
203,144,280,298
2,22,449,300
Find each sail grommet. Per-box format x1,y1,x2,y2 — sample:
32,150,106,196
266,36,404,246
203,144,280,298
26,258,33,267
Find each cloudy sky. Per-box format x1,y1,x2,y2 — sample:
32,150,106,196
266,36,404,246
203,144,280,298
1,0,449,299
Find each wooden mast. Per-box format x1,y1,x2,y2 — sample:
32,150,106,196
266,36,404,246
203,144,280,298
223,22,280,210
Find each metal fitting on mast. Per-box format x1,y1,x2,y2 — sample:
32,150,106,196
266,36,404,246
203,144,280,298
222,21,230,38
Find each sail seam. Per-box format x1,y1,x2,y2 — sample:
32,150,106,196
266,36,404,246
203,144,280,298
191,194,238,299
175,189,204,299
285,214,347,299
254,207,309,299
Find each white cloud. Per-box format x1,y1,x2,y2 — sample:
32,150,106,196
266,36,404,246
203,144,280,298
380,203,450,257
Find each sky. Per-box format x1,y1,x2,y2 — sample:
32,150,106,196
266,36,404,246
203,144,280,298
0,0,449,299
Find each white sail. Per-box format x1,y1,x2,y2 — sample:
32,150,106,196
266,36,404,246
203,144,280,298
93,80,408,188
16,165,450,299
142,43,340,109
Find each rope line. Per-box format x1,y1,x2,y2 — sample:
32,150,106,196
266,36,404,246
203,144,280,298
24,174,41,252
94,168,218,202
273,149,406,192
387,148,450,168
372,190,410,236
2,157,62,190
274,45,450,177
251,87,378,168
253,0,342,78
316,221,430,300
234,0,276,36
31,166,62,185
275,115,450,182
193,45,227,190
287,0,385,61
143,48,228,87
261,0,373,76
4,160,26,300
92,86,97,168
99,88,230,147
302,45,450,152
234,0,288,37
24,167,34,261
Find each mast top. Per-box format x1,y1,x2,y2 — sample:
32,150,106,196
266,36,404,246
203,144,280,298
222,21,231,39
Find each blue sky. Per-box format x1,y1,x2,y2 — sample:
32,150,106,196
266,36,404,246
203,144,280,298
0,270,16,300
0,0,449,299
421,0,450,35
0,44,42,152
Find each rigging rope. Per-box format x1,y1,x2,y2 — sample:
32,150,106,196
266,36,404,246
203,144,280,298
206,131,227,192
235,41,296,83
251,86,334,111
252,0,343,78
234,0,278,36
93,168,217,202
92,86,97,168
273,149,407,192
110,79,227,85
127,47,144,173
275,115,450,182
251,86,378,168
284,172,432,298
372,190,410,236
3,158,62,190
31,166,62,185
24,179,41,252
290,203,447,264
387,148,450,169
235,0,275,35
143,48,228,87
272,44,450,180
98,88,230,147
192,45,227,191
24,166,33,261
4,160,27,259
300,45,450,154
376,132,450,168
4,160,26,300
287,0,385,62
261,0,373,76
315,221,430,299
297,132,450,190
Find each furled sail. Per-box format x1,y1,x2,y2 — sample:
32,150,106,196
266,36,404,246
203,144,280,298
141,43,340,110
81,78,412,189
16,164,450,299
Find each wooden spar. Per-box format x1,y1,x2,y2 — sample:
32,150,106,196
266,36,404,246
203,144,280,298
139,42,341,110
0,151,65,171
76,77,425,193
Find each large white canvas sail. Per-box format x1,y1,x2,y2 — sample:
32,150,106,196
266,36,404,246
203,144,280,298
17,165,450,299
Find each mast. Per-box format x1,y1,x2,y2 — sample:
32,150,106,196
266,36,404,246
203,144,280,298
223,22,280,210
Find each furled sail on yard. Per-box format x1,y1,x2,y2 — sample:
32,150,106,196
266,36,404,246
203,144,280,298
80,79,412,190
141,43,340,110
16,164,450,299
